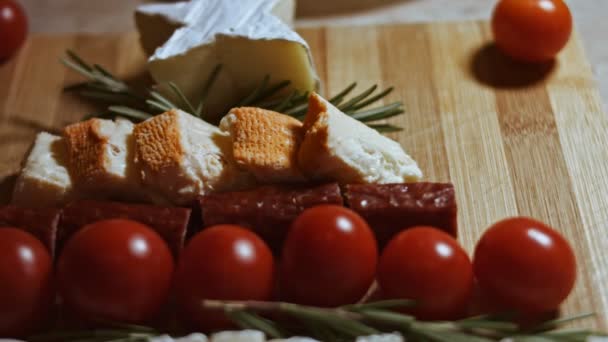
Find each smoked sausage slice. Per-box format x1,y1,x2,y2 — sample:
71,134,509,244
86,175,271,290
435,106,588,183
344,183,457,247
60,200,191,257
199,183,343,251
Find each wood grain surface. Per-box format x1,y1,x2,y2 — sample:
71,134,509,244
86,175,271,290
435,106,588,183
1,21,607,329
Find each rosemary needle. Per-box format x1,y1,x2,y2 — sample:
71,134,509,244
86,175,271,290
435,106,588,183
30,300,603,342
62,50,406,131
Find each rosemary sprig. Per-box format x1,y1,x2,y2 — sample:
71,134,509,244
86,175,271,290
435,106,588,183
200,300,604,342
26,299,606,342
61,50,405,132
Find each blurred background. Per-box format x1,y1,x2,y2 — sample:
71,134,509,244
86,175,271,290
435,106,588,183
15,0,608,105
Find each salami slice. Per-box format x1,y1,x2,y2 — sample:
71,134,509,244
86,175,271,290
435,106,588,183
60,200,191,256
344,183,457,247
0,205,60,257
199,183,343,251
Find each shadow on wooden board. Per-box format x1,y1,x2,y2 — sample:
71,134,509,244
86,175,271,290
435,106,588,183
471,43,555,89
296,0,411,17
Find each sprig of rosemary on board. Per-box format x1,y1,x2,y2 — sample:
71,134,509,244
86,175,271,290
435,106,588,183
27,299,605,342
61,50,404,132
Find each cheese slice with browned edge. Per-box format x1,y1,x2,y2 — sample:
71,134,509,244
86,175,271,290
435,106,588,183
137,0,319,120
133,109,254,205
220,107,307,183
63,118,159,203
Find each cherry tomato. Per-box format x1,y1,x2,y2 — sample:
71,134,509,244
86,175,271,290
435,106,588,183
0,228,52,337
57,219,174,324
0,0,28,60
281,205,377,307
175,225,275,331
473,217,576,313
377,227,473,320
492,0,572,62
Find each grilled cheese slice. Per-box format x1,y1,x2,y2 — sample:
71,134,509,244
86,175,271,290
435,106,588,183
133,109,253,205
63,118,157,202
298,93,423,184
220,107,306,183
12,132,74,207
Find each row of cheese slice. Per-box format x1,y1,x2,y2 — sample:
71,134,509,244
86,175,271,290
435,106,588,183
12,93,422,207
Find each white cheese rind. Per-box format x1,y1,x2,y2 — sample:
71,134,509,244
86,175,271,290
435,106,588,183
141,0,319,119
12,132,74,207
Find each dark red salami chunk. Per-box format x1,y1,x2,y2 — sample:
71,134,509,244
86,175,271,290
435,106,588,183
0,205,60,257
199,183,343,251
344,183,457,247
60,200,191,257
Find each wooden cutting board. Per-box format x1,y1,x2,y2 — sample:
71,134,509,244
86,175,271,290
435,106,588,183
1,21,607,329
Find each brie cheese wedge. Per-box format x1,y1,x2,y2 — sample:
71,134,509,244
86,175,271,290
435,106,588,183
12,132,74,208
136,0,296,56
133,109,254,205
137,0,319,120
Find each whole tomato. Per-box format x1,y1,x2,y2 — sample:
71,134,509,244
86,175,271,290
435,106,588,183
473,217,576,313
174,225,275,331
281,205,378,307
0,228,53,337
377,227,474,320
57,219,174,324
0,0,28,60
492,0,572,62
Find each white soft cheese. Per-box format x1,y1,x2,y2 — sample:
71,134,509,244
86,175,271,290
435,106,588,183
12,132,74,207
95,118,154,202
137,0,319,118
300,93,423,184
210,330,266,342
150,334,208,342
324,100,423,183
356,333,405,342
268,338,320,342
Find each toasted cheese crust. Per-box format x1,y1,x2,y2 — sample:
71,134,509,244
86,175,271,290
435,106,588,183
134,109,253,205
12,132,74,208
63,119,108,185
133,111,183,172
63,118,154,202
220,107,306,183
298,93,423,184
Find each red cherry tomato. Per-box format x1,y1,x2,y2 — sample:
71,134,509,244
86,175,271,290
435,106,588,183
175,225,275,331
377,227,473,320
281,205,377,307
492,0,572,62
0,228,52,337
473,217,576,313
57,219,174,324
0,0,28,60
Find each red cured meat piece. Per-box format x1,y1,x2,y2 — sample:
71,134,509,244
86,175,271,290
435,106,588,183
60,200,191,257
199,183,343,251
0,205,60,257
344,183,457,247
